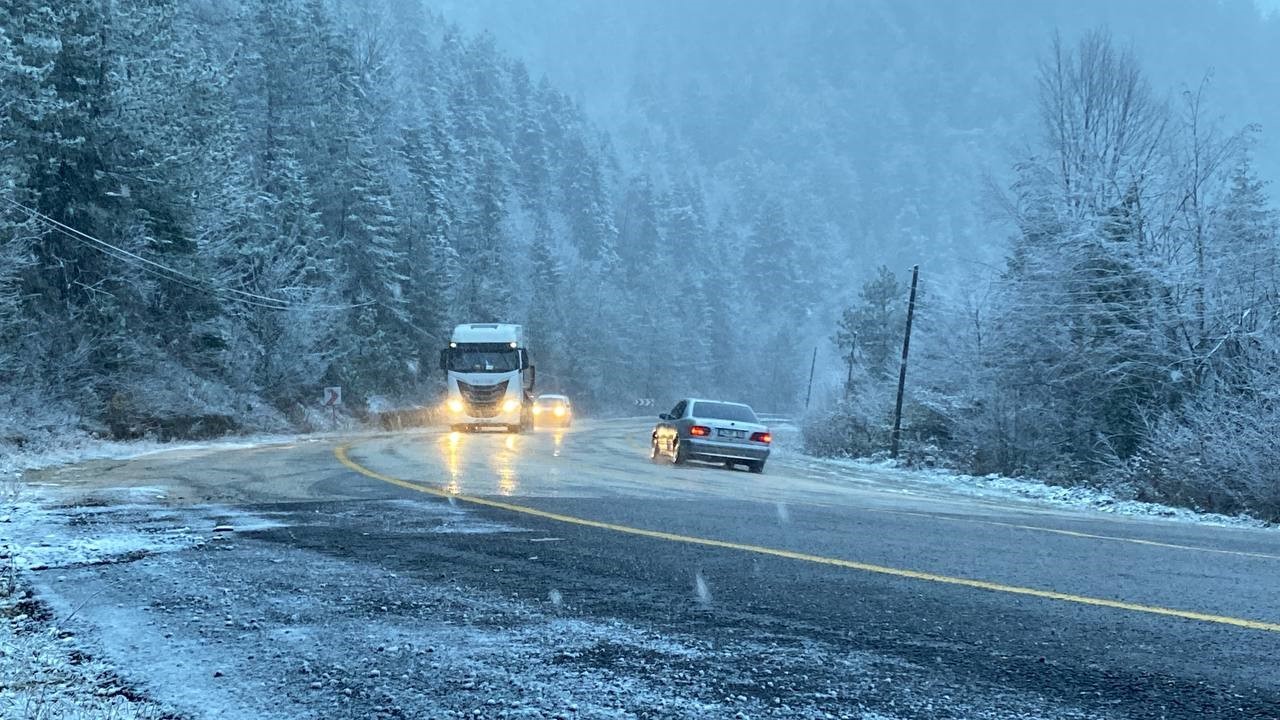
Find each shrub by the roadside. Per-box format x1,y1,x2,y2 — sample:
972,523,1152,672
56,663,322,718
1110,400,1280,522
801,389,890,458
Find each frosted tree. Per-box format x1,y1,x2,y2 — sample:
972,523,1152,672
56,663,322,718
526,220,568,388
616,174,661,266
454,149,514,321
662,175,708,266
743,197,798,308
836,265,904,381
510,63,551,212
981,31,1176,471
396,116,459,361
560,133,618,262
0,6,46,374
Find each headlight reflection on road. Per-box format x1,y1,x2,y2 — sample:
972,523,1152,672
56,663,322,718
494,434,520,496
553,430,565,457
439,431,464,495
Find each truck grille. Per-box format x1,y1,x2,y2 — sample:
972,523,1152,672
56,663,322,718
457,380,509,418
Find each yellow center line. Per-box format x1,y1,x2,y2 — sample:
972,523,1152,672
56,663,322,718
334,444,1280,634
847,506,1280,561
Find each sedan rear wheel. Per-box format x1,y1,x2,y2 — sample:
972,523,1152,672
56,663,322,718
673,438,689,465
748,460,765,474
650,437,662,463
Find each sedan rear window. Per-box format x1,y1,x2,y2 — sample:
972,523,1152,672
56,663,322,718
691,402,758,422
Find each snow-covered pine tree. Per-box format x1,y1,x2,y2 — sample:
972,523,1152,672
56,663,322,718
326,125,411,398
0,5,45,375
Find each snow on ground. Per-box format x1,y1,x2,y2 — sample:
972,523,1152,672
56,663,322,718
0,485,535,720
15,497,1095,720
0,602,172,720
4,490,288,572
1,431,313,483
816,456,1269,529
0,484,212,720
763,418,1271,528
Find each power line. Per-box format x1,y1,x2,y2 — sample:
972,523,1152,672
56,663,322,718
3,195,292,307
3,195,375,312
17,208,293,311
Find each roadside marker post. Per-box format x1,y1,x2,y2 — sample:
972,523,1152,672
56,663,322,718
323,386,342,424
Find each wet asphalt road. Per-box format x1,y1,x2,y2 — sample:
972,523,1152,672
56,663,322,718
16,419,1280,719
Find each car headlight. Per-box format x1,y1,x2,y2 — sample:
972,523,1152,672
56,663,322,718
553,406,565,417
532,406,542,415
447,399,464,413
502,399,520,413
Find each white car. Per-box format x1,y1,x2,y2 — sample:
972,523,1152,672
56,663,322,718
650,398,771,473
532,394,573,428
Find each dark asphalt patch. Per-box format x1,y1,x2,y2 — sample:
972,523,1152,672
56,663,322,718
250,492,1280,720
18,471,1280,719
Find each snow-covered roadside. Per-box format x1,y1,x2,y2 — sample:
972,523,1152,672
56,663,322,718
0,430,331,720
0,487,189,720
1,431,316,483
764,419,1272,528
801,452,1270,529
0,480,294,720
1,598,172,720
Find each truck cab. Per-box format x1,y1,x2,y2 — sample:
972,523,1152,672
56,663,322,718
439,323,535,433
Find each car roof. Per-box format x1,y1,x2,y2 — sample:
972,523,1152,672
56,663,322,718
685,398,753,409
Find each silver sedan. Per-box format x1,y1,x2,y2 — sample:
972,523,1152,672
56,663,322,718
650,398,771,473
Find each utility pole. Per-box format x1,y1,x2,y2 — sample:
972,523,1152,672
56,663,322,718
844,331,857,399
890,264,919,460
804,346,817,409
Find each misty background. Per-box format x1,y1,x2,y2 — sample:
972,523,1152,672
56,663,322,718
2,0,1279,518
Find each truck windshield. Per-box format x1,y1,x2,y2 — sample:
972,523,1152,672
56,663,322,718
447,349,519,373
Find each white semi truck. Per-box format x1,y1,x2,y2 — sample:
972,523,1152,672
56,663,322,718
439,323,535,433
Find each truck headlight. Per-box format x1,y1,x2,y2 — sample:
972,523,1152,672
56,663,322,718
447,399,464,413
502,399,519,413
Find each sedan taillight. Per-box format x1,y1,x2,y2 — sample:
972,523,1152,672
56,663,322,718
690,425,711,437
750,431,772,443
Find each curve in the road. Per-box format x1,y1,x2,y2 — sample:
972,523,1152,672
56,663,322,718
334,443,1280,635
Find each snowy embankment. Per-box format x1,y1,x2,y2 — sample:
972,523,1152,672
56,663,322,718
1,431,314,483
769,420,1270,529
847,459,1267,528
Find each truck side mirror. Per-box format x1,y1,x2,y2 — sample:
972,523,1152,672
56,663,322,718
527,365,535,389
439,349,449,371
